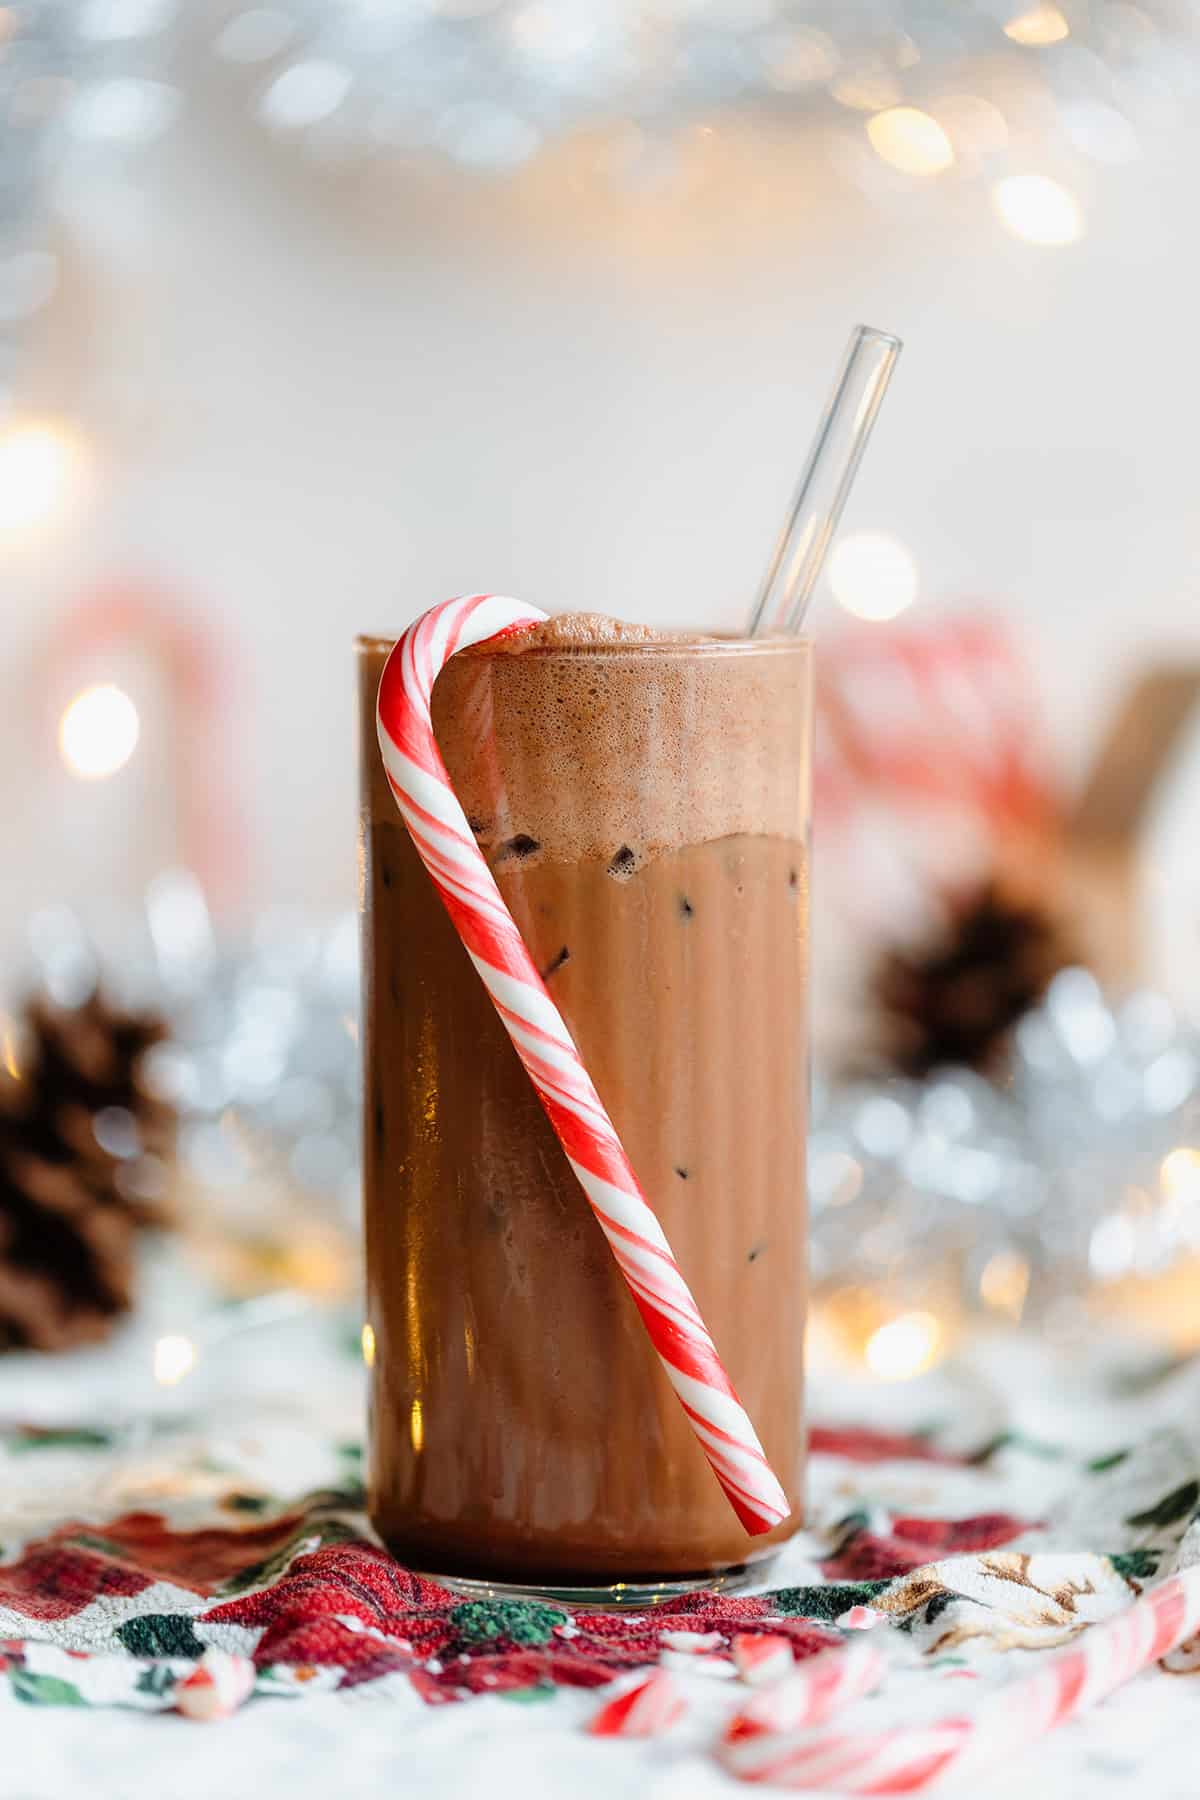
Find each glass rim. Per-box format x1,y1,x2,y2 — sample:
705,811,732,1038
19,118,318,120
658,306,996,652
356,632,811,660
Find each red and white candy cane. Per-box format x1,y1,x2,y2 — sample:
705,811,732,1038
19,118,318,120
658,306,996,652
724,1639,887,1735
376,595,789,1535
730,1633,795,1688
721,1567,1200,1792
175,1650,256,1723
589,1670,686,1738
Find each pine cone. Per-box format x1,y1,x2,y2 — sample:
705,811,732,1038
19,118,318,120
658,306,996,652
875,883,1071,1078
0,1071,136,1350
20,992,175,1226
0,988,177,1351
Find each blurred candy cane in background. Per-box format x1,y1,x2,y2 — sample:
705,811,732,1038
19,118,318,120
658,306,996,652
811,613,1063,1059
815,613,1060,913
33,579,248,926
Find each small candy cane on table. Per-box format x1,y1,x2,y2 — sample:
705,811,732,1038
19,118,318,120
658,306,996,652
661,1630,726,1655
721,1567,1200,1792
589,1670,686,1738
730,1633,796,1688
175,1650,256,1722
725,1640,888,1737
376,595,789,1535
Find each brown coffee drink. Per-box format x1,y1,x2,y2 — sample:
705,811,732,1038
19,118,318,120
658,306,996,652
358,616,810,1595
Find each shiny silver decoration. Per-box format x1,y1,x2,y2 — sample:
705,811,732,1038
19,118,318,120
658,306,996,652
21,882,1200,1315
811,967,1200,1320
24,875,362,1234
214,1,1200,170
1,1,1196,395
0,2,179,409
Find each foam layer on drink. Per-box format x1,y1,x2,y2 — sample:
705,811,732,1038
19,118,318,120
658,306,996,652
404,613,809,868
480,610,673,650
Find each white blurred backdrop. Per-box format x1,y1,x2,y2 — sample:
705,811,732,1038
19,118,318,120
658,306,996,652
3,50,1200,948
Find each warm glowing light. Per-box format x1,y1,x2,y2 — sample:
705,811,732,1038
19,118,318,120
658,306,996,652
284,1225,352,1300
979,1250,1030,1321
829,531,919,621
410,1397,424,1452
153,1333,197,1386
361,1321,376,1366
865,1311,942,1381
59,684,141,780
866,107,954,176
0,420,88,531
1,1019,20,1081
811,1284,963,1377
1004,5,1069,46
1161,1148,1200,1208
992,175,1083,246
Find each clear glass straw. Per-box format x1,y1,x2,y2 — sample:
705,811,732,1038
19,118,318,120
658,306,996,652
747,325,902,638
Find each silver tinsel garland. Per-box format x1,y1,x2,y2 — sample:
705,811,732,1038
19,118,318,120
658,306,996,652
218,0,1200,170
22,876,361,1240
812,968,1200,1326
17,880,1200,1320
1,2,1196,402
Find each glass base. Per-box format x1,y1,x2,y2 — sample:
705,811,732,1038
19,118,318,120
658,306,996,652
421,1555,778,1610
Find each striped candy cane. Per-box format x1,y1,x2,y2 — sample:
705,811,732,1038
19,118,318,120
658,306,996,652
721,1567,1200,1791
724,1640,888,1740
175,1650,256,1722
375,595,789,1535
589,1670,687,1737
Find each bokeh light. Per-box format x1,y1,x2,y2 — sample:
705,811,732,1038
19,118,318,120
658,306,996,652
864,1310,942,1380
66,76,179,144
1161,1148,1200,1209
59,684,141,780
1003,5,1070,46
0,420,89,532
153,1333,197,1386
77,0,175,42
993,174,1084,245
829,530,919,621
979,1249,1030,1320
866,106,954,175
259,60,351,129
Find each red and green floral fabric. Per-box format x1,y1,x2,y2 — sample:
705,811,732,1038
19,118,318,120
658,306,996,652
3,1373,1199,1720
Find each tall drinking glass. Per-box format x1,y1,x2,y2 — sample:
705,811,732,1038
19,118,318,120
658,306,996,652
357,631,811,1603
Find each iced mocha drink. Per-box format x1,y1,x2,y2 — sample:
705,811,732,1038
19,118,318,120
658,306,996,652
358,616,810,1592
